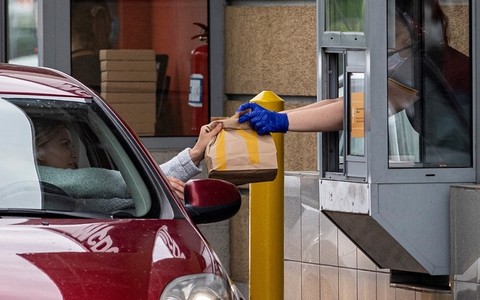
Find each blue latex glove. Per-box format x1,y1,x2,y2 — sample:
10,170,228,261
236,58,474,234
236,102,289,135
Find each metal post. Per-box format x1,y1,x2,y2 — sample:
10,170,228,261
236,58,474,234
249,91,284,300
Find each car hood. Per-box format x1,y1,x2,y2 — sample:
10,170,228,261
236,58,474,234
0,218,222,300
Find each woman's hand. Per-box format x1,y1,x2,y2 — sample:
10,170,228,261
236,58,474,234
167,176,186,200
189,122,223,166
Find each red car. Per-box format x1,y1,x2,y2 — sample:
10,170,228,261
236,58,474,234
0,63,244,299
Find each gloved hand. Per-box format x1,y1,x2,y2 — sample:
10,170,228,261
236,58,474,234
236,102,289,135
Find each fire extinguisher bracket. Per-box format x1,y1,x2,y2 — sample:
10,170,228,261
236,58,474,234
188,74,203,107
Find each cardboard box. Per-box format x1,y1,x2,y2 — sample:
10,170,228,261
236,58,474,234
101,92,156,104
100,60,156,71
101,70,157,82
99,49,156,61
101,81,157,93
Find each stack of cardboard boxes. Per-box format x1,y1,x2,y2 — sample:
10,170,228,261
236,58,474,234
100,49,157,136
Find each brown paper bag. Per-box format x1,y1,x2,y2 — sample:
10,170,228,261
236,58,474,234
204,113,278,185
387,78,419,115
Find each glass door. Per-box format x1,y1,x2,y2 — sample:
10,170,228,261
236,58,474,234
5,0,38,66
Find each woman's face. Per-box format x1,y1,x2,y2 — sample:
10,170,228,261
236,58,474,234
37,125,78,169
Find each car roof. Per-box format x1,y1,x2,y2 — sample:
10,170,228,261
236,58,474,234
0,63,94,99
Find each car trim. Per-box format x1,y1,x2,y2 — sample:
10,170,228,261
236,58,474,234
0,94,89,103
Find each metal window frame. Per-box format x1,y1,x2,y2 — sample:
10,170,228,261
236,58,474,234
0,0,5,62
38,0,71,74
318,0,477,184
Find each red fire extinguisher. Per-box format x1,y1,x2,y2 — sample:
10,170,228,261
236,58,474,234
188,22,209,133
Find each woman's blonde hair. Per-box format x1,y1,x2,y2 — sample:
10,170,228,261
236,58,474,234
32,119,67,159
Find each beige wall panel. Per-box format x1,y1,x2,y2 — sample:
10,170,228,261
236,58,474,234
443,5,470,56
225,6,316,96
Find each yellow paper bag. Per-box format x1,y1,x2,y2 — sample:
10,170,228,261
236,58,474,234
204,113,278,185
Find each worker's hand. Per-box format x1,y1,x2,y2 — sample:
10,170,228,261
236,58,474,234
237,102,289,135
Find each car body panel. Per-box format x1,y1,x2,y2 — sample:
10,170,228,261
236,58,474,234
0,219,218,299
0,64,93,98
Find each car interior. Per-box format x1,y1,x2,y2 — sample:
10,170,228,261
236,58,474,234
5,97,176,219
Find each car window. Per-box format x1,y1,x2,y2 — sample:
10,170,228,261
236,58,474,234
0,99,42,209
0,96,172,219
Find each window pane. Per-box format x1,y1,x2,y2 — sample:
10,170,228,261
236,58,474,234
349,72,364,156
6,97,157,217
7,0,39,66
326,0,364,32
71,0,209,137
387,0,472,168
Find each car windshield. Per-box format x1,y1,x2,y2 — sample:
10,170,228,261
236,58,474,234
0,96,174,219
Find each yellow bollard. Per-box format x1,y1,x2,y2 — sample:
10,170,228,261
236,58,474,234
248,91,284,300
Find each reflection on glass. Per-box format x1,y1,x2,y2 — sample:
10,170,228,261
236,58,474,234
326,0,364,31
387,0,471,168
70,0,208,137
7,0,39,66
349,73,364,156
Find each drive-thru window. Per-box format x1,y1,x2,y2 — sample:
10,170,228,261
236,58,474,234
318,0,474,289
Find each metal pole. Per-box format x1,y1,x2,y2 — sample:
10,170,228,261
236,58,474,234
249,91,284,300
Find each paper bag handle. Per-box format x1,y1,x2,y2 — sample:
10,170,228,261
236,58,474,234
206,112,251,131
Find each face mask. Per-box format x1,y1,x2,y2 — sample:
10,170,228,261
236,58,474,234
388,52,407,71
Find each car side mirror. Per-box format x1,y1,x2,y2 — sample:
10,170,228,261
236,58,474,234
184,179,241,224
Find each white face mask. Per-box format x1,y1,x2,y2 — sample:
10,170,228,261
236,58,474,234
388,52,407,71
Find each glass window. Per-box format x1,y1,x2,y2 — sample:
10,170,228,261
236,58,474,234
326,0,365,31
6,0,39,66
70,0,209,137
0,98,41,209
348,72,365,157
2,97,165,218
387,0,472,168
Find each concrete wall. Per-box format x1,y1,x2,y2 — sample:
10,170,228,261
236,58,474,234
222,4,321,297
450,185,480,299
